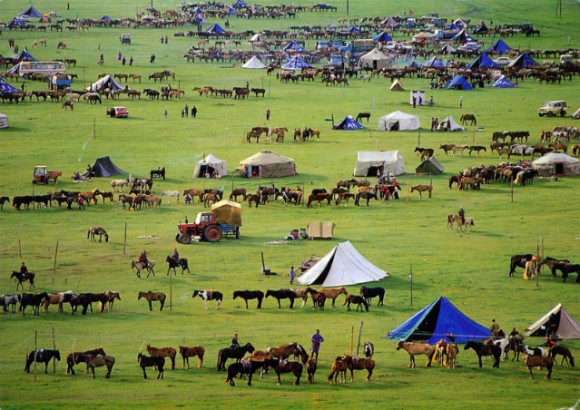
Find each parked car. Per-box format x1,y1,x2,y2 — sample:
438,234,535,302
107,106,128,118
537,101,567,117
120,34,131,44
493,57,512,66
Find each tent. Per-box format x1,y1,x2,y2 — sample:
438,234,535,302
206,23,226,34
87,75,124,92
359,48,392,70
354,151,405,177
440,44,456,54
193,153,227,178
525,304,580,339
242,56,266,69
492,75,515,88
19,6,43,18
281,41,305,52
438,115,464,131
8,18,26,29
0,78,20,94
451,29,474,43
387,296,490,344
467,53,499,69
334,115,364,130
15,49,37,62
0,113,8,129
571,107,580,119
532,152,580,176
416,157,444,175
373,32,393,43
86,156,125,178
282,56,313,70
389,79,405,91
445,75,473,90
237,150,296,178
409,90,426,106
423,56,445,68
232,0,247,8
378,111,420,131
508,53,539,69
306,221,336,239
486,39,512,55
297,241,388,287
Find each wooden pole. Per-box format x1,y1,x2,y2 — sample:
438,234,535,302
52,327,56,374
510,178,514,203
123,222,127,255
53,240,59,274
356,321,364,357
19,238,22,259
350,325,354,355
410,265,413,307
169,269,173,311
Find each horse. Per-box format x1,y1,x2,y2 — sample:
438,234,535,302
87,226,109,242
316,287,348,308
343,295,369,312
62,100,74,110
138,291,166,311
263,358,303,385
77,292,108,315
342,354,375,381
137,353,165,379
509,254,534,277
165,256,190,275
217,343,255,371
265,289,296,308
42,291,78,314
414,147,434,161
355,191,377,206
146,344,176,370
469,145,487,156
433,339,448,366
446,343,459,369
24,349,61,374
229,188,247,202
305,288,326,310
306,193,332,207
110,179,129,192
360,286,385,306
1,294,20,313
460,114,477,125
104,291,121,312
363,342,375,358
551,262,580,283
550,345,575,367
85,355,115,379
20,292,49,316
66,348,107,374
132,260,155,278
355,112,371,123
440,144,456,155
233,290,264,309
411,184,432,198
266,342,299,360
328,356,347,384
523,352,553,379
447,215,475,232
179,346,205,369
192,290,223,310
292,289,309,308
306,358,317,383
464,341,501,368
225,359,267,386
396,341,435,368
11,271,35,290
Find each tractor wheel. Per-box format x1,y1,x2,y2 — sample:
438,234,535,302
203,225,222,242
235,227,240,239
177,233,191,244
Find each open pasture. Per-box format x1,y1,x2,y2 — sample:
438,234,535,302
0,0,579,408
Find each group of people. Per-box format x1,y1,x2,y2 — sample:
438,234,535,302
286,228,308,241
181,104,198,118
228,329,324,360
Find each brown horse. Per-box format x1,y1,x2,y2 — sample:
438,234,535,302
317,287,348,308
179,346,205,369
87,355,115,379
146,344,176,370
306,193,332,207
410,184,432,198
446,343,459,369
304,288,326,310
66,347,107,374
523,352,553,379
229,188,247,202
306,358,317,383
343,295,369,311
138,291,166,311
327,356,347,384
459,113,477,125
342,354,375,381
396,341,435,368
264,358,303,385
11,271,35,290
266,342,299,359
292,289,309,308
433,339,448,366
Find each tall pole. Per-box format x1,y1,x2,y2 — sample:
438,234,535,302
410,265,413,307
53,240,59,274
123,222,127,255
52,327,56,374
356,321,364,356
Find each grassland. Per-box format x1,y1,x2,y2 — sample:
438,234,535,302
0,0,579,409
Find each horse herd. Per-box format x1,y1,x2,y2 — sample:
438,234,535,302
508,254,580,283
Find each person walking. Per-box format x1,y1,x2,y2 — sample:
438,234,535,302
289,266,295,284
184,104,189,117
266,108,271,120
191,106,197,118
129,56,133,66
310,329,324,360
459,96,463,108
164,110,168,119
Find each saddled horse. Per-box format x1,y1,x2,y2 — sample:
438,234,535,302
11,271,35,290
138,353,165,379
464,341,501,368
25,349,61,374
192,290,223,310
447,215,475,232
396,341,435,368
263,358,303,385
265,289,296,309
87,226,109,242
342,354,375,381
146,344,176,370
316,287,348,308
179,346,205,369
509,254,533,277
20,292,49,316
131,260,155,278
360,286,385,306
225,359,266,386
138,291,166,311
233,290,264,309
343,295,369,311
66,347,106,374
87,355,115,379
328,356,347,384
459,113,477,125
165,256,190,275
217,343,255,371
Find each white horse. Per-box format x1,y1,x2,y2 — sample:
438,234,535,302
161,190,180,203
111,179,129,192
192,290,222,310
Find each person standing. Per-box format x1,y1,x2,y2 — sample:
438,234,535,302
412,96,416,108
150,54,156,63
164,110,168,119
429,96,434,107
459,96,463,108
192,106,197,118
266,108,270,120
184,104,189,117
310,329,324,360
122,57,126,66
289,266,295,284
129,56,133,66
430,117,435,131
458,206,465,224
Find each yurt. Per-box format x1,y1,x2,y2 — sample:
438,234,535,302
532,152,580,176
238,150,296,178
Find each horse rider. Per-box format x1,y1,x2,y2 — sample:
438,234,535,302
139,250,149,267
490,319,500,339
171,248,179,264
229,333,240,350
458,206,466,224
20,262,28,275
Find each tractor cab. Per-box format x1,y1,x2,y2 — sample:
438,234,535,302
33,166,48,183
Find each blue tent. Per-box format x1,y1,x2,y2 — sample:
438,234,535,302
407,60,420,68
373,32,393,43
492,76,515,88
282,56,313,70
451,29,475,43
281,41,305,52
8,18,26,29
232,0,247,8
486,39,512,55
349,26,361,33
0,78,20,94
508,53,539,69
466,53,499,69
423,56,445,68
445,75,473,90
334,115,363,130
387,296,490,344
15,49,37,62
19,6,43,18
206,23,225,34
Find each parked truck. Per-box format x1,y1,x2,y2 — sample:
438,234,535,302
32,165,62,184
175,200,241,243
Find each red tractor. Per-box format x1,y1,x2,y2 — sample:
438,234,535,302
176,209,241,244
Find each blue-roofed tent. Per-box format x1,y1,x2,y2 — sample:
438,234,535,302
282,56,313,70
407,60,420,68
492,75,515,88
15,49,37,62
451,29,475,43
349,26,361,33
445,75,473,90
8,18,26,29
334,115,364,130
486,39,512,55
101,15,111,21
232,0,247,8
0,78,20,93
466,53,499,69
373,32,393,43
508,53,539,69
281,41,305,52
206,23,225,34
387,296,490,344
19,6,43,18
424,56,445,68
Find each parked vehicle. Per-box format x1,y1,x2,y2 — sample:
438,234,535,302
32,166,62,185
106,106,128,118
538,101,567,117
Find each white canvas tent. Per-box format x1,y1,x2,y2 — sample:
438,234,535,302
389,79,405,91
86,75,123,92
360,48,393,70
532,152,580,176
525,303,580,339
237,150,296,178
193,153,227,178
378,111,420,131
354,151,405,177
409,90,426,106
297,241,388,287
438,115,464,131
242,56,266,69
0,113,8,129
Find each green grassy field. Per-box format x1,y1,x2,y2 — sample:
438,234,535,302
1,1,579,409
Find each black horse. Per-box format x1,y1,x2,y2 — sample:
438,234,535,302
360,286,385,306
225,359,267,386
20,292,48,316
355,191,377,206
25,349,61,373
550,345,575,367
265,289,296,309
217,343,255,371
233,290,264,309
138,353,165,379
165,256,191,275
509,254,533,277
551,262,580,283
464,341,501,368
11,271,35,290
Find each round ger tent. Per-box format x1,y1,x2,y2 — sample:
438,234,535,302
238,150,296,178
378,111,420,131
532,152,580,176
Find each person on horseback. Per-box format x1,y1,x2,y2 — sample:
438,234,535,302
139,250,149,267
171,248,179,264
490,319,500,338
20,262,28,275
458,206,465,224
229,333,240,350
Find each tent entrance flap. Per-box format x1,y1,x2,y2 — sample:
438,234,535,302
311,253,336,285
367,165,383,177
412,302,441,341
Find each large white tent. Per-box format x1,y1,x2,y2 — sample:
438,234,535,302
354,151,405,177
378,111,420,131
86,75,123,92
242,56,266,69
438,115,464,131
193,153,227,178
359,48,393,70
532,152,580,176
297,241,388,287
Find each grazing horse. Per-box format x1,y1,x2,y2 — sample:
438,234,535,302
87,226,109,242
464,341,501,368
138,291,166,311
86,355,115,379
342,354,375,381
550,345,574,367
355,191,377,206
137,353,165,379
131,260,155,278
146,344,176,370
307,193,332,207
217,343,255,371
364,342,375,358
264,358,303,385
360,286,385,306
396,341,435,368
265,289,296,308
355,112,371,123
25,349,61,374
179,346,205,369
460,114,477,125
11,271,35,290
523,352,553,379
316,287,348,308
509,254,533,277
343,295,369,311
233,290,264,309
165,256,190,275
192,290,223,310
1,294,20,313
229,188,247,202
305,288,326,310
66,347,106,374
328,356,347,384
551,262,580,283
20,292,48,316
306,358,317,383
411,184,432,198
414,147,434,161
225,359,266,386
